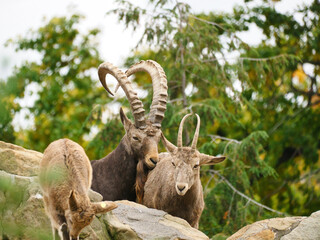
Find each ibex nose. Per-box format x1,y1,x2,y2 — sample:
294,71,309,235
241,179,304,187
149,157,158,165
177,184,186,191
176,182,188,196
146,156,159,169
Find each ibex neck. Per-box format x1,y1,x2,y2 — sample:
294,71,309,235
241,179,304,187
91,134,138,201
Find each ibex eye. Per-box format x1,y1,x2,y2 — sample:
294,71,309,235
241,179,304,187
172,162,176,167
193,164,199,169
133,136,139,141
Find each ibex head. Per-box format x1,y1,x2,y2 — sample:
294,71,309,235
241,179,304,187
65,190,117,240
98,60,167,168
119,107,161,168
161,114,226,196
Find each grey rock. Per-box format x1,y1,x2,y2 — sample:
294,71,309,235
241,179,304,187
0,141,42,176
104,200,209,240
227,212,320,240
280,211,320,240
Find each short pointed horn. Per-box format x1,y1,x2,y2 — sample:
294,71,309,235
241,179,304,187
191,114,200,149
126,60,168,128
177,113,193,147
161,132,177,152
98,62,146,129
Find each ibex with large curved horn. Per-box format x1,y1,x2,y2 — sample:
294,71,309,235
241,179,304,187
143,113,226,228
91,60,168,203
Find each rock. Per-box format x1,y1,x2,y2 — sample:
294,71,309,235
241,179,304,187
0,141,42,176
0,141,209,240
88,188,103,202
0,171,53,239
104,200,209,240
227,212,320,240
280,211,320,240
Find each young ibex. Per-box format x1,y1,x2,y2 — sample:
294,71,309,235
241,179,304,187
91,60,168,203
143,113,226,228
39,139,117,240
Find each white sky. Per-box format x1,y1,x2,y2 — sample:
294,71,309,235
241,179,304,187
0,0,312,80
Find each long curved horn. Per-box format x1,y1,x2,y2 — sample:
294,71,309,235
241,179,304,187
177,113,193,147
98,62,146,129
126,60,168,128
191,114,200,149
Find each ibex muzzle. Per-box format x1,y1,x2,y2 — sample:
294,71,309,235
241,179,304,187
174,160,194,196
142,127,161,168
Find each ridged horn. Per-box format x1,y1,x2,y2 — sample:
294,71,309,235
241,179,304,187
126,60,168,128
191,114,201,149
177,113,193,147
98,62,146,129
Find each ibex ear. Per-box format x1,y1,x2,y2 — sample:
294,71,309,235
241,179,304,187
120,107,133,131
92,201,117,215
161,132,177,153
69,190,79,212
199,153,226,166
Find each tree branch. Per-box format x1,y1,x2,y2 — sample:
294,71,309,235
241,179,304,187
268,108,305,135
208,134,241,144
189,15,227,31
186,54,289,64
205,169,287,216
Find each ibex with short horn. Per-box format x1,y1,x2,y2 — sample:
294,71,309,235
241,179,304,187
91,60,168,203
39,138,117,240
143,114,226,228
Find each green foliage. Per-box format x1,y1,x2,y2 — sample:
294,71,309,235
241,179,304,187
1,14,127,159
0,81,16,143
0,175,51,239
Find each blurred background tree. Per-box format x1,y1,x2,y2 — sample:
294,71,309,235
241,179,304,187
0,14,124,158
0,0,319,239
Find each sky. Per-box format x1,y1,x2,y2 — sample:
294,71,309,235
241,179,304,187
0,0,312,80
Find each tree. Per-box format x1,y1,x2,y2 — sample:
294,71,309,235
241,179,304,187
236,0,320,217
1,14,127,159
111,0,319,238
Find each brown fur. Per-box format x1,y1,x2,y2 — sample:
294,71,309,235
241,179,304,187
91,109,161,202
135,160,149,203
143,135,226,229
39,139,117,240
